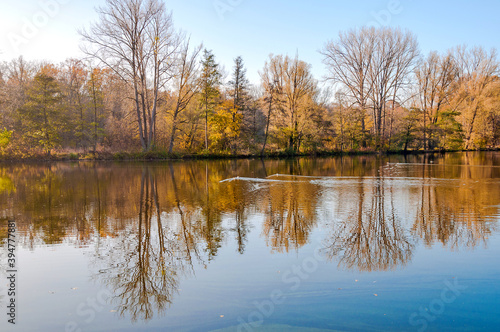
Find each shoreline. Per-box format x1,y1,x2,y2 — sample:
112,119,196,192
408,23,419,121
1,148,499,163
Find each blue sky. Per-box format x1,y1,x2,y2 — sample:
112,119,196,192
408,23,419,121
1,0,499,85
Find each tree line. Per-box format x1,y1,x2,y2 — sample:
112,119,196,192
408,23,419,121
0,0,499,158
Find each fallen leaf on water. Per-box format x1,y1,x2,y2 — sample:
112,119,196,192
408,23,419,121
374,294,378,297
220,315,224,318
355,280,358,282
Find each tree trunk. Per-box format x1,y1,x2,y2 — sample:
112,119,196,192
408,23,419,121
168,113,178,154
205,107,209,150
261,95,273,156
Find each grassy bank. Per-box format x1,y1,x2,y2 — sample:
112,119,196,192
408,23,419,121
2,147,498,163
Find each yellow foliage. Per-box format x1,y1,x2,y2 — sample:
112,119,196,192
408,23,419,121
209,100,242,151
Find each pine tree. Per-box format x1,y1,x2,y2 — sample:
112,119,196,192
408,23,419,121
199,49,221,150
227,56,249,151
229,56,249,116
18,73,64,155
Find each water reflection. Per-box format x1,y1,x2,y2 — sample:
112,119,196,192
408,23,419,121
262,179,319,253
92,167,199,322
1,152,499,322
322,177,414,272
411,176,495,250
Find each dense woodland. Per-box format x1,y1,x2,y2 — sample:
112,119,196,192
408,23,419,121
1,0,499,159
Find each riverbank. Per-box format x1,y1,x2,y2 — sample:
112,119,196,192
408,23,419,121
2,147,499,163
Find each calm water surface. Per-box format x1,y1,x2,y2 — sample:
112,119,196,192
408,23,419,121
1,152,500,331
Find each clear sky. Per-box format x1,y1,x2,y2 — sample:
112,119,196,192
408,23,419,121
1,0,499,85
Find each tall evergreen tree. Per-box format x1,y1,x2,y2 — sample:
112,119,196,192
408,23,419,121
229,56,249,116
199,49,221,150
18,73,64,155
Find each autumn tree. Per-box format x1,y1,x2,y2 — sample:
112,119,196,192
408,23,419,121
415,51,458,149
452,46,499,149
18,72,64,155
60,59,90,149
209,100,242,152
478,79,500,147
263,54,317,153
259,58,283,154
1,57,36,133
0,64,6,127
87,67,107,153
331,91,366,151
80,0,179,151
168,40,202,153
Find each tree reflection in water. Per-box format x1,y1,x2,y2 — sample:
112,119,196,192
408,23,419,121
261,178,319,253
322,177,414,272
92,167,200,322
412,171,495,250
1,153,499,322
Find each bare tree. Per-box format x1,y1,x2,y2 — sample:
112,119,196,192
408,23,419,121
322,27,419,149
321,28,377,147
262,54,316,152
386,29,420,142
368,28,419,147
168,40,202,153
80,0,179,151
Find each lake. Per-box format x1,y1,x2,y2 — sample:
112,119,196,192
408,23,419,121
1,152,500,331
